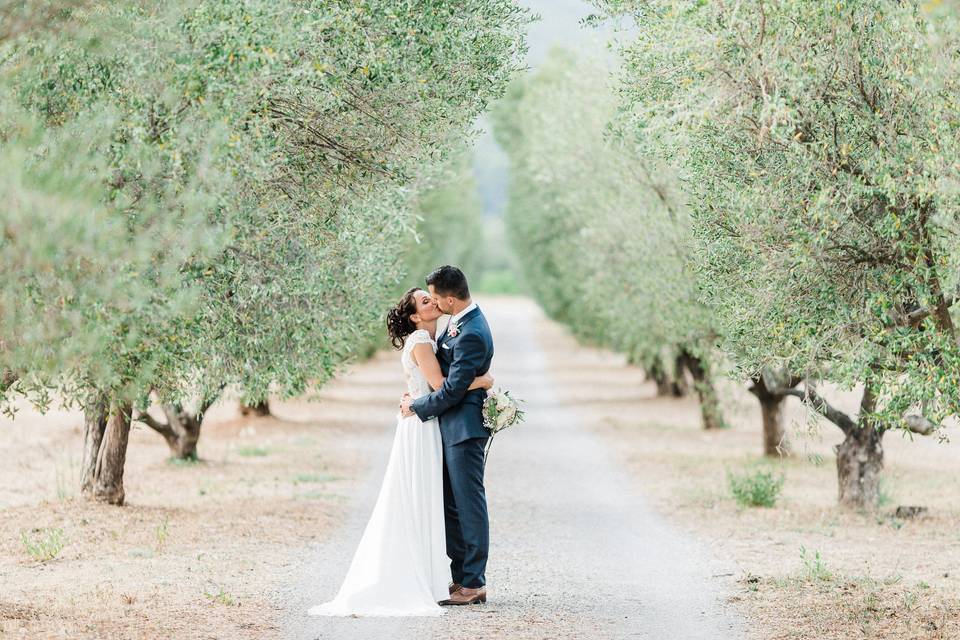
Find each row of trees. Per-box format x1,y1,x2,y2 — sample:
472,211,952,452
499,0,960,508
1,1,528,504
493,51,730,438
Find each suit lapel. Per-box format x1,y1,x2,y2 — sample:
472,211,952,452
455,307,481,329
437,307,479,352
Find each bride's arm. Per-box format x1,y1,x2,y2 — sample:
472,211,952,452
412,343,493,392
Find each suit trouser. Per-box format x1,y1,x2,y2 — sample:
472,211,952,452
442,436,489,588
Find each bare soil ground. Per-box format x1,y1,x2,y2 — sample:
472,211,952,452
568,329,960,638
4,296,959,640
0,354,400,639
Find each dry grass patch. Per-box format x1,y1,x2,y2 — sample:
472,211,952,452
0,351,403,638
736,571,960,639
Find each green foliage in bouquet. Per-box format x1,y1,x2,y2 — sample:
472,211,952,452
483,388,525,434
482,388,524,468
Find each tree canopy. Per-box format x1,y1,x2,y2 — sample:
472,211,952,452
1,0,529,412
1,0,528,503
596,0,960,504
494,48,725,428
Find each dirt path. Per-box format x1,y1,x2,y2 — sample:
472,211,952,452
280,296,744,639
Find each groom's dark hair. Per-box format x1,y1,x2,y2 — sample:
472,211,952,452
426,265,470,300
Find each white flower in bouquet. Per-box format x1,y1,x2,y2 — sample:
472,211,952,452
482,388,524,467
494,402,517,432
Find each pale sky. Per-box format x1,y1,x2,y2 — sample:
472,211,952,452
473,0,615,218
522,0,608,69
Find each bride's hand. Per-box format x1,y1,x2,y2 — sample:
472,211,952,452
478,373,495,390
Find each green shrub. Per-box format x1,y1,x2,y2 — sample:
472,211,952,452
21,527,66,562
799,546,833,582
293,473,337,484
203,585,235,606
727,468,784,508
155,517,170,552
237,446,269,458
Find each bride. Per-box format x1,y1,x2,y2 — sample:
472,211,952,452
308,287,493,617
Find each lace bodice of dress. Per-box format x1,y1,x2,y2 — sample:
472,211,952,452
401,329,437,399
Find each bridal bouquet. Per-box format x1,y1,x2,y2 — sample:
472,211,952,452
482,388,524,467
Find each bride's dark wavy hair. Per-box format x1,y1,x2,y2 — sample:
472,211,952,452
386,287,421,350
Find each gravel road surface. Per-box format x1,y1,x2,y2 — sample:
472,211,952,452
280,297,744,640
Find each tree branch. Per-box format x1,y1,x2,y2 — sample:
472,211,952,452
894,292,958,328
749,368,802,399
197,385,225,417
134,410,175,438
161,404,187,438
779,384,857,434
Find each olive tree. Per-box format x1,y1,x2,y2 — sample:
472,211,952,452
493,49,729,430
405,152,485,284
2,0,528,502
598,0,960,506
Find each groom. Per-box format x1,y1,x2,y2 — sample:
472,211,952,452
400,265,493,605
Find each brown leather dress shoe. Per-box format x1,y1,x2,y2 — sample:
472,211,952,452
448,582,462,596
441,586,486,605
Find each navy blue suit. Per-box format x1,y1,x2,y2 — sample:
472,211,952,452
411,306,493,588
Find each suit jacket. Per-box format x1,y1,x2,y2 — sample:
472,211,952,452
411,306,493,446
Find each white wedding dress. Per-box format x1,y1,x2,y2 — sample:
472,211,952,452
308,329,449,617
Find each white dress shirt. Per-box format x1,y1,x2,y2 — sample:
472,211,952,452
449,301,477,328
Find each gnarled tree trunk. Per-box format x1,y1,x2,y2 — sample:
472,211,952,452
835,426,884,508
647,356,674,397
1,367,17,392
748,369,801,457
162,405,202,459
138,390,221,460
679,348,724,430
240,400,270,417
750,379,788,457
759,396,786,456
80,396,108,496
671,353,691,397
142,405,202,460
81,397,132,505
647,354,690,397
780,382,884,508
836,387,884,508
